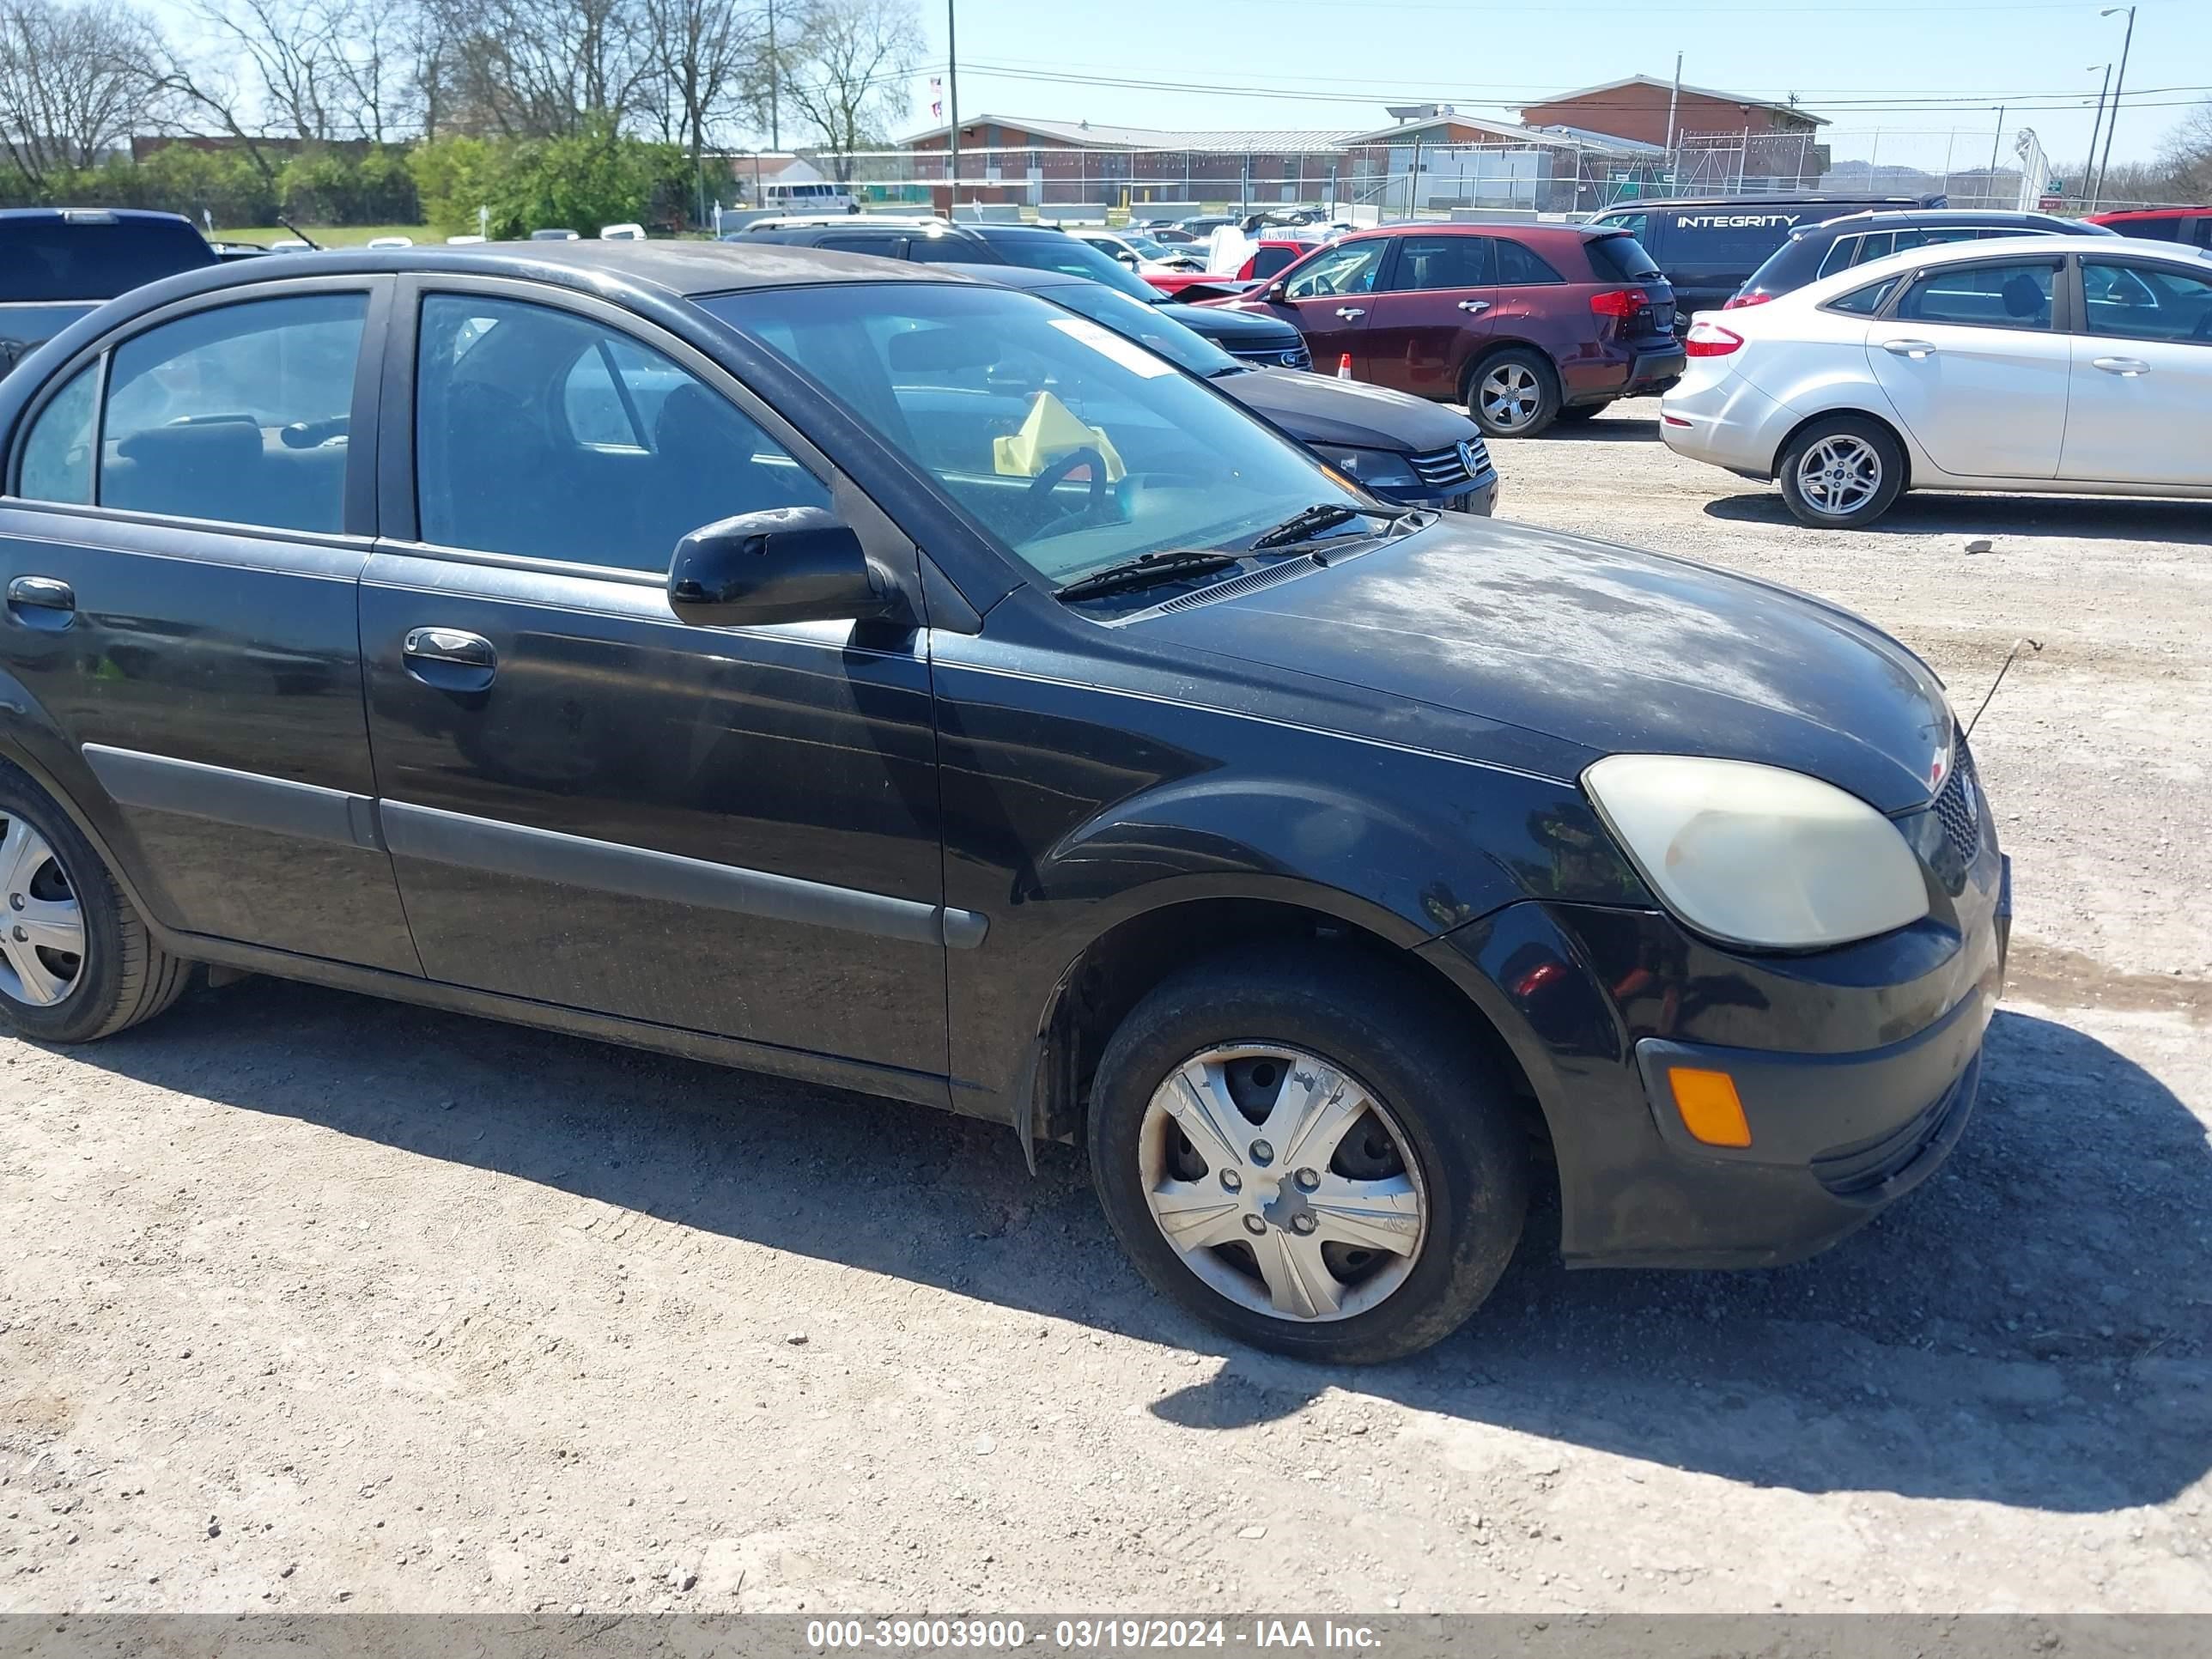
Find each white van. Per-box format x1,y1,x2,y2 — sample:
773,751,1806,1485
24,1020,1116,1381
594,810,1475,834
761,181,858,215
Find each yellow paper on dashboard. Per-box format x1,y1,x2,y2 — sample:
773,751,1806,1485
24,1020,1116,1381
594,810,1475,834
993,390,1127,483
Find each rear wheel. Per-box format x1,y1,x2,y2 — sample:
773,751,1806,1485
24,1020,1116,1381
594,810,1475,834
1088,949,1528,1364
1777,415,1906,528
1464,347,1560,439
0,769,189,1043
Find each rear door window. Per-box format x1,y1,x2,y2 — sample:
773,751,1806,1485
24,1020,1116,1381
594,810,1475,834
2081,260,2212,344
1383,236,1494,291
1894,260,2057,329
1249,245,1302,279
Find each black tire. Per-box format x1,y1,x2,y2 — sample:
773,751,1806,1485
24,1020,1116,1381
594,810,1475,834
1776,413,1907,528
1554,401,1612,423
0,766,189,1044
1087,947,1528,1364
1463,345,1561,439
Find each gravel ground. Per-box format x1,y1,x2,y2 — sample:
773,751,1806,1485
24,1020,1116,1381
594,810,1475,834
3,401,2207,1615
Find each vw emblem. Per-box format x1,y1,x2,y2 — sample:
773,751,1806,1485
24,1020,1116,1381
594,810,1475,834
1456,438,1480,475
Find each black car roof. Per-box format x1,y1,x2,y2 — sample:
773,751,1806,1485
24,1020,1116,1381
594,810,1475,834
1793,208,2080,236
1614,194,1932,210
142,239,965,302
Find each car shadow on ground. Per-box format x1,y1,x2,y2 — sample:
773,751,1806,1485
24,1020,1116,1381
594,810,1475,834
1705,488,2212,546
1539,416,1662,443
73,984,2212,1515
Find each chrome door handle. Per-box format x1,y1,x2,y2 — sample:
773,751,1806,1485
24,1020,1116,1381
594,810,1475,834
1456,300,1492,313
5,575,75,630
1882,338,1938,359
401,627,496,691
2093,356,2151,376
1334,307,1365,319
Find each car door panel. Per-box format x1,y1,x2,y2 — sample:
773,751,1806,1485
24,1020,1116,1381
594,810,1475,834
1359,235,1496,397
1247,240,1390,374
1866,259,2068,479
358,561,950,1073
0,277,420,971
362,282,951,1079
2063,259,2212,486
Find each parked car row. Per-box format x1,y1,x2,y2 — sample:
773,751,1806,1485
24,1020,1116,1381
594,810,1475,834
0,234,2008,1364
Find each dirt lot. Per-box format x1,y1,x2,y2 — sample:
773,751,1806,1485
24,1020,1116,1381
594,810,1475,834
3,401,2208,1614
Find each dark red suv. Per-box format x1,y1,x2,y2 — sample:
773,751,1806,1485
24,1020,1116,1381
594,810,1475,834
1220,224,1686,438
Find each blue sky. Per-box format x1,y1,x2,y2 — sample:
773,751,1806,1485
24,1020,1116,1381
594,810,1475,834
903,0,2206,168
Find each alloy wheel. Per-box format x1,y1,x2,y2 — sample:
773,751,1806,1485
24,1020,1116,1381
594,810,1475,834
1795,434,1884,517
1479,362,1542,432
0,815,85,1008
1138,1044,1427,1322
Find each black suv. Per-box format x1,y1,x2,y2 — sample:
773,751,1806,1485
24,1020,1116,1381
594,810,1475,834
1585,194,1942,313
0,208,216,377
0,243,2005,1364
1728,208,2118,308
734,217,1311,368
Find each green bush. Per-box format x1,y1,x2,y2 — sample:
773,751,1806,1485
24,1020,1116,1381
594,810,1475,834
414,121,695,238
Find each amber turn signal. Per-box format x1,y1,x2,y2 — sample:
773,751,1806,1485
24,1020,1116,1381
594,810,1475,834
1668,1066,1752,1148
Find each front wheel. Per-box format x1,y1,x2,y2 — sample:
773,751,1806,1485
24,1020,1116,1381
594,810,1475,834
1088,950,1528,1364
1777,415,1906,528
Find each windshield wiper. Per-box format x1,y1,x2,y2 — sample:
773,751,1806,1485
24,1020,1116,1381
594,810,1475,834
1206,364,1255,380
1249,502,1374,550
1056,550,1242,602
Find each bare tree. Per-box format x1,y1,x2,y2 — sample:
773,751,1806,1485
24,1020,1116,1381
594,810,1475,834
643,0,763,160
185,0,339,141
429,0,654,139
2159,101,2212,202
0,0,163,189
772,0,921,178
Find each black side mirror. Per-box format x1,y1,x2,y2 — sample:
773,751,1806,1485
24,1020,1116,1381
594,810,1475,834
667,506,899,628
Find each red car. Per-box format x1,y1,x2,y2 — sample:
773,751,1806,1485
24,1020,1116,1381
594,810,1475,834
1145,237,1328,300
2083,206,2212,251
1220,223,1686,438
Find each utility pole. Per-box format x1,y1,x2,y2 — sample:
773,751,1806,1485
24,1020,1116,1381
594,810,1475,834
2084,64,2112,208
945,0,960,216
2095,5,2136,206
1662,52,1683,182
767,0,780,150
1988,106,2003,193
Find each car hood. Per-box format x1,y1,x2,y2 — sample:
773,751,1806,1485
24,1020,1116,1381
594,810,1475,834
1137,516,1952,814
1160,301,1298,346
1220,367,1484,453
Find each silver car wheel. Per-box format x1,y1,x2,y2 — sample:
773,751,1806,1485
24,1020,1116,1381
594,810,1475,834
1479,362,1541,431
1796,434,1884,517
1138,1044,1428,1323
0,815,84,1007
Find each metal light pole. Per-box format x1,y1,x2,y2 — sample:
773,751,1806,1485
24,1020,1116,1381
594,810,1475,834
2094,5,2136,206
1662,51,1683,182
767,0,780,150
2083,64,2112,207
945,0,959,216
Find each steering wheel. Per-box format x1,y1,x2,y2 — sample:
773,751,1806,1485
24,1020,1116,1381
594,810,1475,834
1025,445,1112,530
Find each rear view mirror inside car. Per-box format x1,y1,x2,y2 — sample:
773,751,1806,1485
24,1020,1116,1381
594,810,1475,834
886,326,998,373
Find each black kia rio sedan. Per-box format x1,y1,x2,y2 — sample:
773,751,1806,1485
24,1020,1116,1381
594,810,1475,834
0,243,2008,1363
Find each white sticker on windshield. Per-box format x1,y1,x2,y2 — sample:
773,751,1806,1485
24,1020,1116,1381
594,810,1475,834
1048,316,1176,378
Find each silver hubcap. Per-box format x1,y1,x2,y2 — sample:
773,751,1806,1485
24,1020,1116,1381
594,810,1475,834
1479,363,1541,430
1139,1044,1427,1323
1796,434,1882,516
0,815,83,1007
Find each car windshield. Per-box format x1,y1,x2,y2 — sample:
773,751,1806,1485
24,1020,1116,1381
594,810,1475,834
983,232,1161,301
1025,282,1242,378
699,283,1362,588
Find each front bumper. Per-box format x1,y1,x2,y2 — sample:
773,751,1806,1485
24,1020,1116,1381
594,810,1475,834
1376,469,1499,516
1415,828,2008,1270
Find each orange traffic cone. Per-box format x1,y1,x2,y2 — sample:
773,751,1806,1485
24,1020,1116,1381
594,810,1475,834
1336,352,1352,380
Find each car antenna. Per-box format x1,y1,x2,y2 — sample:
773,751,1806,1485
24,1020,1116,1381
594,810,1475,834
1965,636,2042,739
277,216,322,251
